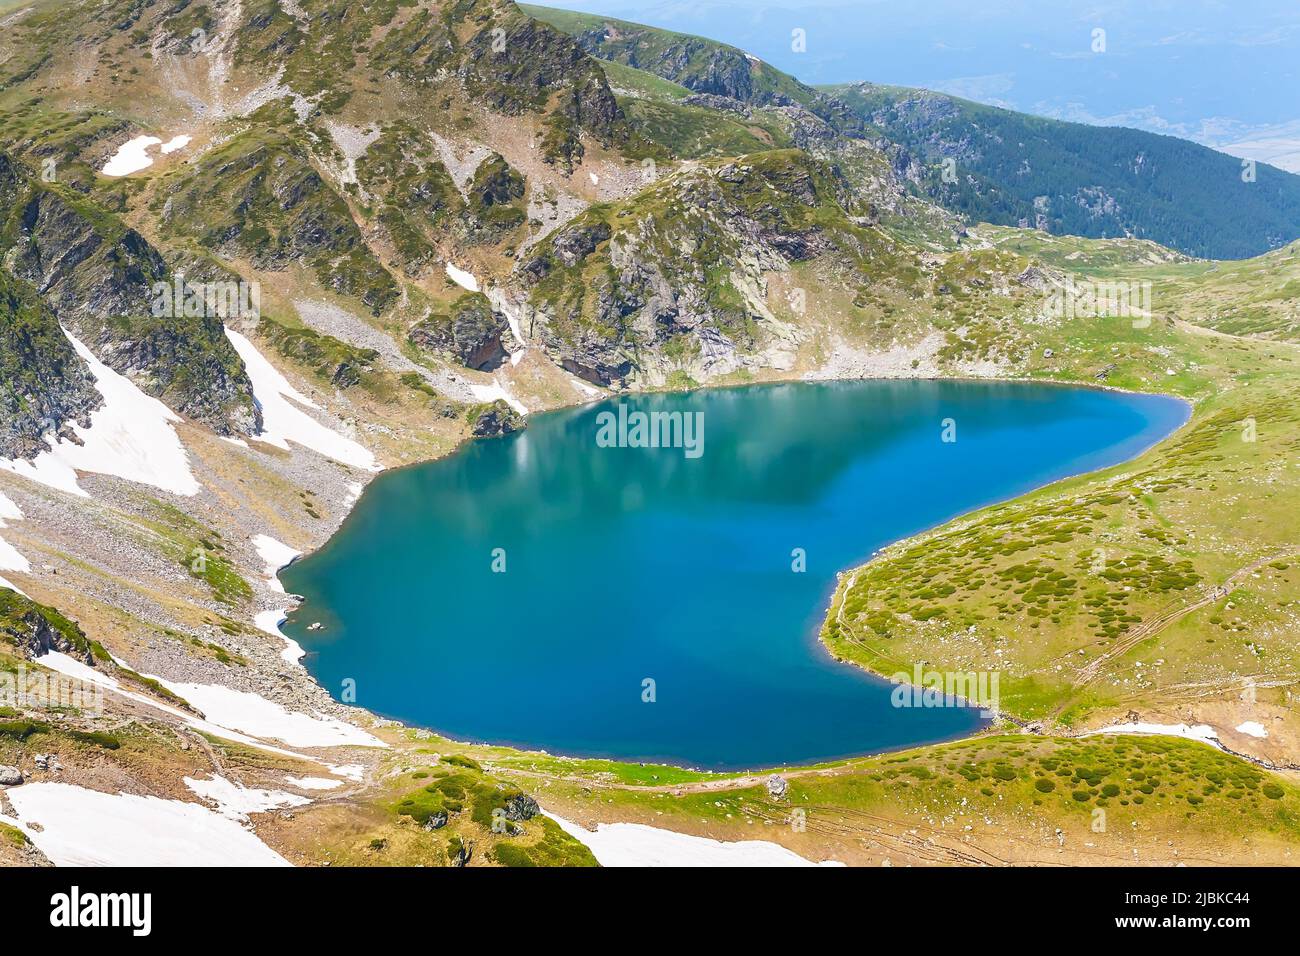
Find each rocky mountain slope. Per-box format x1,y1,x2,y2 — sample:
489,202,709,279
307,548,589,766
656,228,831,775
0,268,99,459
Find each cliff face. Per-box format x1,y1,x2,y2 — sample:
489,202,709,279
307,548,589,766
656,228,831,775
0,587,99,664
409,293,511,372
0,269,100,460
0,153,261,440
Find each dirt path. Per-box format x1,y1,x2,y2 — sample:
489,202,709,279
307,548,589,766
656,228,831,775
1054,547,1300,718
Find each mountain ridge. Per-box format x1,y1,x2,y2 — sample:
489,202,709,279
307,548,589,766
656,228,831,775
524,3,1300,260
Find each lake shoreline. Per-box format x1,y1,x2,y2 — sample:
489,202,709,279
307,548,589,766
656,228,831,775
274,377,1190,772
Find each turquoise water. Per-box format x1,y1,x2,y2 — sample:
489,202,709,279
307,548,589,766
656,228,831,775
280,380,1187,770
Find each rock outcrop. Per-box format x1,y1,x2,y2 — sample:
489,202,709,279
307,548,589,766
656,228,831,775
409,294,510,372
0,267,100,460
516,149,860,386
0,153,261,438
468,400,525,437
0,587,98,665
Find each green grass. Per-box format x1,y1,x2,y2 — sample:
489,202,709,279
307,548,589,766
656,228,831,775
490,754,724,787
0,587,108,663
598,59,691,101
382,759,596,867
823,351,1300,722
138,503,253,609
619,98,790,159
0,821,29,848
258,317,380,390
554,734,1300,862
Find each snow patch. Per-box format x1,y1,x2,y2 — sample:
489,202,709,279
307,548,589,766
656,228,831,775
252,533,300,594
225,328,378,471
468,378,528,416
1235,721,1269,739
255,608,305,666
285,775,343,790
153,678,386,749
184,774,311,821
7,783,291,866
546,810,844,867
569,375,601,399
161,134,192,154
0,491,21,522
445,262,480,292
250,535,305,663
34,650,108,688
0,330,199,497
0,491,28,576
37,652,342,766
101,135,162,176
0,536,29,574
327,764,365,781
485,287,529,357
344,481,364,507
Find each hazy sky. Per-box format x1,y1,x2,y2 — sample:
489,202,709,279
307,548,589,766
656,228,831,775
538,0,1300,168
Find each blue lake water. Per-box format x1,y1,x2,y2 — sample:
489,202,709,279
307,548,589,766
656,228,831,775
280,380,1188,770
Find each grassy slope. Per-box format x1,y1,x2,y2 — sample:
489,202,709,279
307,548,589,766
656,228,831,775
499,732,1300,865
818,223,1300,728
572,43,797,159
522,3,822,111
985,228,1300,342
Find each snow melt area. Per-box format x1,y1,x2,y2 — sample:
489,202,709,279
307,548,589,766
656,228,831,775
1236,721,1269,739
252,533,300,594
33,650,109,689
37,651,363,773
0,537,28,574
0,490,29,580
0,330,199,497
101,135,162,176
101,134,192,176
250,537,306,665
184,774,311,822
153,678,386,749
445,261,480,292
0,491,21,522
224,328,379,471
255,608,305,667
6,783,291,866
469,377,528,416
546,811,844,867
